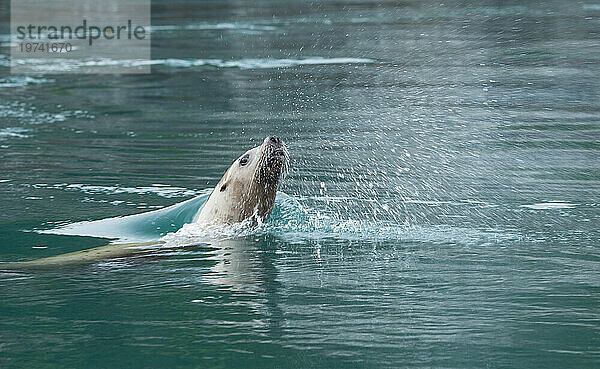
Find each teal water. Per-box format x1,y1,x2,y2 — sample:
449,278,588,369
1,0,600,368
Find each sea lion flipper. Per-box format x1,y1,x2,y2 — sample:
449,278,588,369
0,241,165,270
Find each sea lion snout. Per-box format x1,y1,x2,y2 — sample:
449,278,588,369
263,136,287,162
267,136,281,144
265,135,283,147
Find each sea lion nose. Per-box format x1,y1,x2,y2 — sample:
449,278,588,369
266,136,282,145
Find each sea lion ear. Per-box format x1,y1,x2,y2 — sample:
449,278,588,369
220,182,228,192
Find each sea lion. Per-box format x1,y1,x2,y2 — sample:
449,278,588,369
0,136,289,270
195,135,288,225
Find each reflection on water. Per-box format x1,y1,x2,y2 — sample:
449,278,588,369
1,0,599,368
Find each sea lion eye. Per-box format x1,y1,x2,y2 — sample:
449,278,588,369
239,154,250,166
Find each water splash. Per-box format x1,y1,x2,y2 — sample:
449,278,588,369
38,191,515,247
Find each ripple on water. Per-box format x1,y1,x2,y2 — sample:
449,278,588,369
7,56,375,73
150,22,278,32
0,101,94,124
28,183,203,198
0,76,54,88
0,127,30,140
520,201,578,210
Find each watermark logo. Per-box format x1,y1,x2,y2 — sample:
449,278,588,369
11,0,150,74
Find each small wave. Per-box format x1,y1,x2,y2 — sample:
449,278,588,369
0,127,30,140
151,18,337,32
270,17,333,25
29,183,202,198
9,56,375,73
151,23,277,32
207,57,374,69
520,201,578,210
154,57,374,69
38,191,211,242
0,54,9,67
0,76,54,88
0,101,93,124
0,34,15,47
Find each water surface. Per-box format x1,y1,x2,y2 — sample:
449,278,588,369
1,0,599,368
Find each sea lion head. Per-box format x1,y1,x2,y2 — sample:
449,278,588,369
194,136,289,225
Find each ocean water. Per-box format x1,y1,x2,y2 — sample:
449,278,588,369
1,0,599,368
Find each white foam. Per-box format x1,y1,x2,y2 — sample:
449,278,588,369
520,201,578,210
8,56,375,72
151,23,277,32
29,183,201,198
161,219,258,247
215,57,374,69
0,127,30,140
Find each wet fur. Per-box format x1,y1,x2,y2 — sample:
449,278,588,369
195,138,288,225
